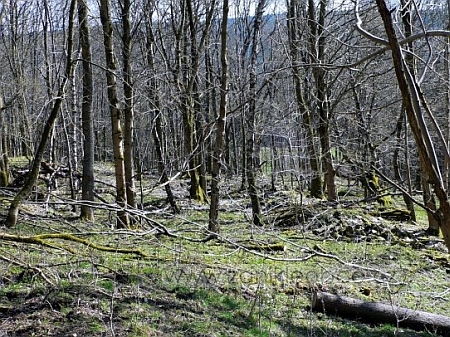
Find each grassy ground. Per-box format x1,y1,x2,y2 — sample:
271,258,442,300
0,164,449,336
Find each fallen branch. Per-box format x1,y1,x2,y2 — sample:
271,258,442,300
9,194,216,243
0,232,148,258
312,291,450,336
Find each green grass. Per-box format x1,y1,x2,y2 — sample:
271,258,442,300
98,279,115,292
0,163,448,336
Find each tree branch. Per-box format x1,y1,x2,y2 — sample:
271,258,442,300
0,232,148,258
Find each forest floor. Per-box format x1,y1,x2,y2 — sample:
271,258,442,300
0,162,449,336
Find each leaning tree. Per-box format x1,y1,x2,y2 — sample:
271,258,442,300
365,0,450,250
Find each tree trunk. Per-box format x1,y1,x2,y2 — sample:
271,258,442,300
245,0,266,227
312,291,450,335
393,109,416,221
61,107,77,212
153,111,180,214
78,0,95,221
208,0,229,234
319,117,337,201
183,97,203,201
397,0,428,227
121,0,136,210
0,97,9,187
240,114,247,191
308,0,337,201
42,0,56,164
4,0,77,227
375,0,450,250
0,95,18,187
287,0,323,198
445,0,450,191
421,167,439,235
183,0,216,203
0,111,9,187
144,4,179,214
99,0,129,228
177,13,202,202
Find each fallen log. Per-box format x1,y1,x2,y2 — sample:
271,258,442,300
311,291,450,336
379,208,411,221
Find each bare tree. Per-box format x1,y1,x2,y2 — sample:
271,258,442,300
143,2,179,214
245,0,266,227
0,98,9,187
4,0,77,227
374,0,450,249
304,0,338,201
1,0,35,159
445,0,450,191
208,0,229,233
180,0,216,202
120,0,136,210
392,108,416,221
396,0,431,228
99,0,129,228
78,0,95,221
287,0,323,198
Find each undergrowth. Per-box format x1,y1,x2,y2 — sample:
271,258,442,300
0,168,448,336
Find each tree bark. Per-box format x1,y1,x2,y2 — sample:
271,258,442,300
393,109,416,221
185,0,216,202
0,97,9,187
0,108,9,187
78,0,95,221
121,0,136,210
171,0,216,202
398,0,433,230
99,0,129,228
445,0,450,191
208,0,229,234
421,166,439,235
287,0,323,199
178,16,198,201
308,0,337,201
312,291,450,335
245,0,266,227
0,95,18,187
